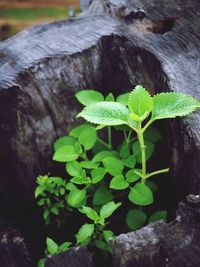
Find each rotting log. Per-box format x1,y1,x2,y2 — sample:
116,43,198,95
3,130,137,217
1,1,200,264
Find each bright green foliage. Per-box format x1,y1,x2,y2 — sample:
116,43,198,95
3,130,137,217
128,85,153,118
36,86,200,264
78,102,129,125
128,183,153,205
75,90,104,106
152,92,200,120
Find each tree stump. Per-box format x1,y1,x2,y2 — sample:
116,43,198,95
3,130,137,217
0,0,200,265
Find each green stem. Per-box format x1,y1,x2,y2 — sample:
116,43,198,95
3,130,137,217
137,122,146,184
97,137,110,149
142,118,155,133
146,168,169,179
108,126,112,149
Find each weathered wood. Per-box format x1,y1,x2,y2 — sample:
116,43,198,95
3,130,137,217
45,247,94,267
0,0,200,246
111,194,200,267
0,222,33,267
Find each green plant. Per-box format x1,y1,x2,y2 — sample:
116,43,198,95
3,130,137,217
36,85,200,266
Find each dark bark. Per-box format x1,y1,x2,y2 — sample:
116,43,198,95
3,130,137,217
0,222,33,267
0,3,200,266
45,247,93,267
111,194,200,267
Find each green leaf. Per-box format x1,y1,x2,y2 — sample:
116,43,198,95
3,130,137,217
122,155,136,168
119,143,130,159
66,161,82,177
103,157,124,176
100,201,121,219
152,92,200,120
126,209,147,230
46,237,58,255
126,169,141,183
116,92,130,105
54,136,77,151
67,188,87,207
144,126,162,143
92,150,118,162
128,183,153,206
105,93,115,102
148,210,167,223
78,102,129,126
132,141,155,163
80,161,99,169
53,145,79,162
146,180,158,193
109,175,129,190
128,85,153,117
75,90,104,106
37,258,45,267
91,168,106,184
69,124,89,138
95,240,111,253
58,242,72,252
35,186,45,198
79,206,99,221
65,182,77,191
78,125,97,150
76,223,94,244
70,176,90,185
93,186,113,205
103,230,115,242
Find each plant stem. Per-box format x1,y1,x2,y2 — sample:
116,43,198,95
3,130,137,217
108,126,112,149
146,168,169,179
97,137,110,149
137,122,146,184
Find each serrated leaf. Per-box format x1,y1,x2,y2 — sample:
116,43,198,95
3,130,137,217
93,186,113,205
148,210,167,223
133,141,155,163
126,209,147,230
92,150,118,162
69,124,90,137
54,136,77,151
66,161,82,177
152,92,200,120
46,237,58,255
126,169,141,183
103,157,124,176
53,145,79,162
91,167,106,184
75,90,104,106
122,155,136,168
109,175,129,190
128,85,153,117
100,201,121,219
128,183,153,205
76,223,94,244
116,92,130,105
78,102,129,126
78,125,97,150
79,206,99,221
144,126,162,143
67,188,87,207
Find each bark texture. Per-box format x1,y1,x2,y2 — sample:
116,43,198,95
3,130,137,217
0,222,32,267
111,194,200,267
